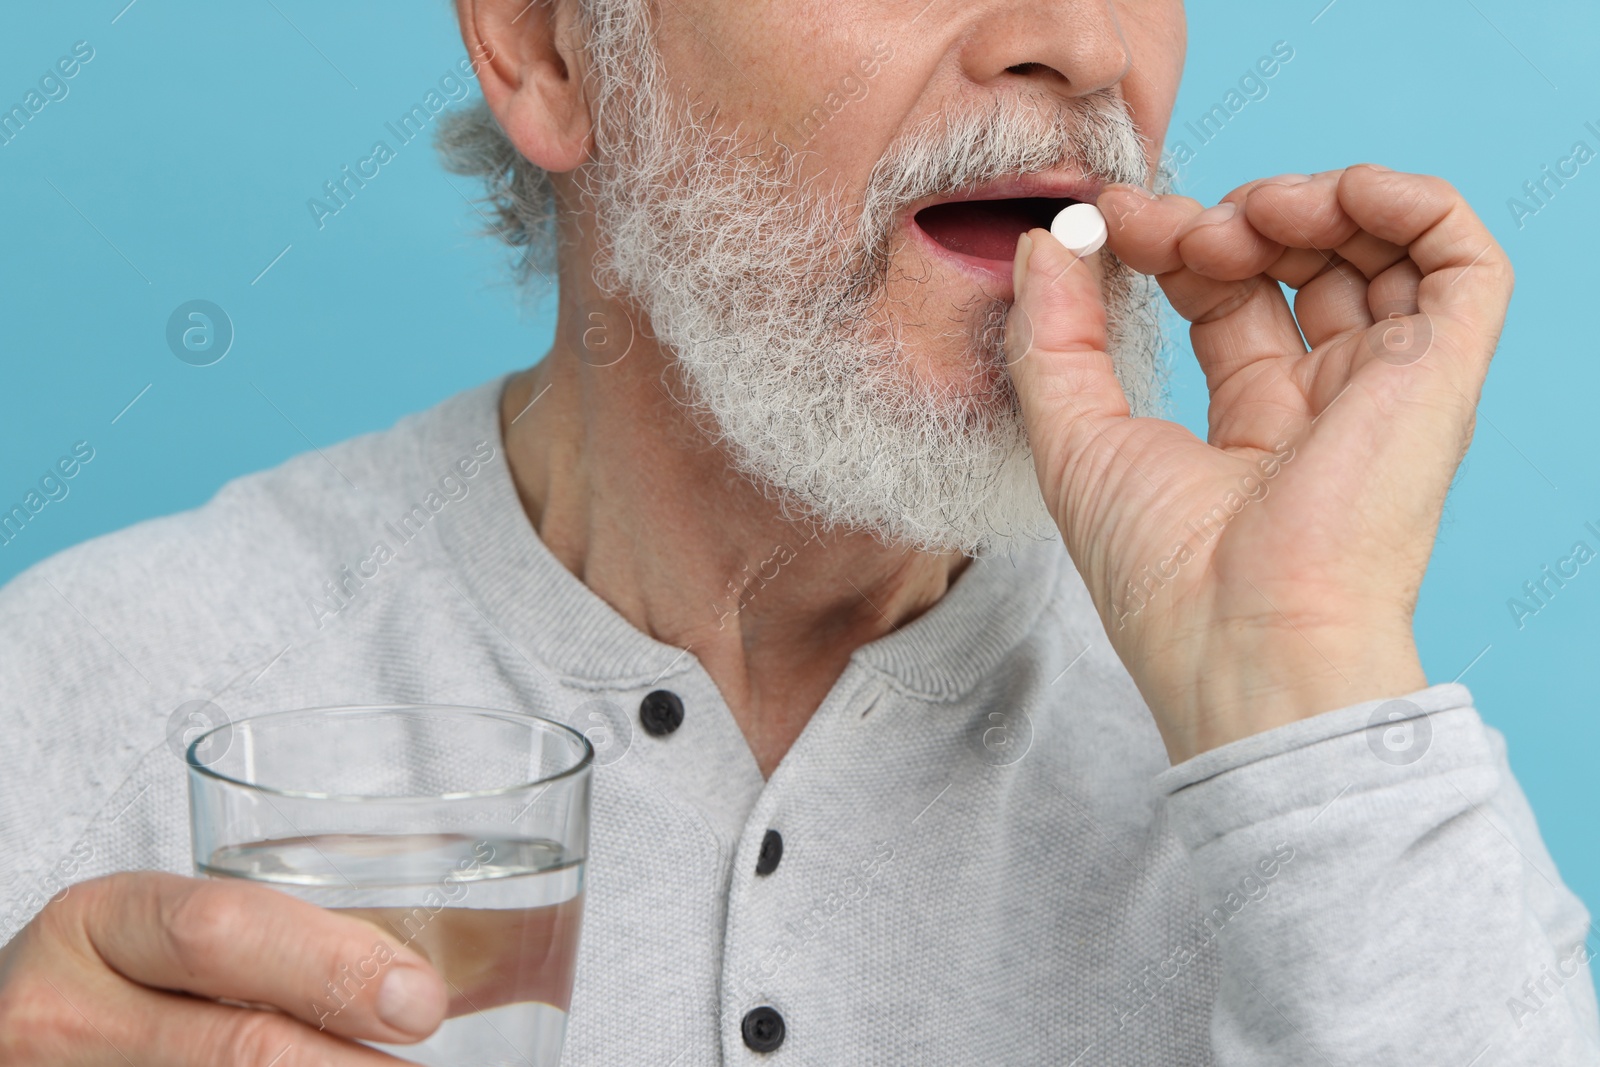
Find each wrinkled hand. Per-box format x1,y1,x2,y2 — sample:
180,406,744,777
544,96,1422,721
0,871,447,1065
1007,166,1510,763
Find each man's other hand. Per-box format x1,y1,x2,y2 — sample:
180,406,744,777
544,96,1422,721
0,871,447,1065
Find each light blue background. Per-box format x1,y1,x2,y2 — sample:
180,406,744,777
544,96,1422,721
3,0,1596,969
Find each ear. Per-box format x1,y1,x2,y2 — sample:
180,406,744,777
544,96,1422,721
457,0,593,173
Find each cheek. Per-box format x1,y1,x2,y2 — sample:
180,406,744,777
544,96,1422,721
1116,1,1187,157
659,3,915,158
654,3,822,131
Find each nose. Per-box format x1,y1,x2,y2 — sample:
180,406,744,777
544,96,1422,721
958,0,1132,98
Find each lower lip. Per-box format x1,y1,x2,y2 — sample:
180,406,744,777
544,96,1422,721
904,213,1022,293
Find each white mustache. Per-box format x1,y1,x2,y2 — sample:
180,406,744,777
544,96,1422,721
840,89,1153,316
863,90,1150,230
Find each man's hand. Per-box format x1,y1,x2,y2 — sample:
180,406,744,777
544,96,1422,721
1007,166,1510,763
0,871,447,1064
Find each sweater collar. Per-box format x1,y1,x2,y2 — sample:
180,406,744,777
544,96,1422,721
424,373,1068,700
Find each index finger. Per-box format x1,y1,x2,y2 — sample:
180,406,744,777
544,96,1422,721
82,872,448,1045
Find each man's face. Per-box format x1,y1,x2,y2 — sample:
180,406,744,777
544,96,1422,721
643,0,1185,346
578,0,1186,553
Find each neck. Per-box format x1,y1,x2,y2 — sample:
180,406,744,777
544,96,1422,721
499,296,969,778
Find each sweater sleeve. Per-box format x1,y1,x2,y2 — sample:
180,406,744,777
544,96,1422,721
1154,682,1600,1066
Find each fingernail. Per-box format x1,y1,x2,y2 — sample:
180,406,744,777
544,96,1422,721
1013,231,1033,294
1364,163,1392,172
1188,201,1237,228
1105,182,1157,200
1259,173,1312,188
377,964,444,1036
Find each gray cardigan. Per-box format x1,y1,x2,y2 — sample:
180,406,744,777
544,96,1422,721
2,374,1595,1064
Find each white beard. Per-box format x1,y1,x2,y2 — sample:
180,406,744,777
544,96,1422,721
578,2,1166,555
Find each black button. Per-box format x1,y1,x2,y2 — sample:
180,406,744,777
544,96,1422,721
639,690,684,736
741,1006,786,1052
755,829,783,876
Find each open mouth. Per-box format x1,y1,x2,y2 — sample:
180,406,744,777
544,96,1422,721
912,196,1080,263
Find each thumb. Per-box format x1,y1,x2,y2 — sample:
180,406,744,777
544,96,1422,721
1006,226,1131,451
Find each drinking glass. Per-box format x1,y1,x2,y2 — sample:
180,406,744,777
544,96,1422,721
186,704,593,1066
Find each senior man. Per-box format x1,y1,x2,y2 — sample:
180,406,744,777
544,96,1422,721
2,0,1597,1063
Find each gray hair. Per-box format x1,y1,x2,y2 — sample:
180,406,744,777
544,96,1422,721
435,97,560,281
434,0,648,283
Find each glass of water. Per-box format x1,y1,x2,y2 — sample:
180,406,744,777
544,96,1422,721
186,704,592,1066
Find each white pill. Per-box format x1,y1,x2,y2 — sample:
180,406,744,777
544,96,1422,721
1050,202,1108,258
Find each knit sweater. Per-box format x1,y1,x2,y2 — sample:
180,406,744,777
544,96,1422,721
2,374,1596,1065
